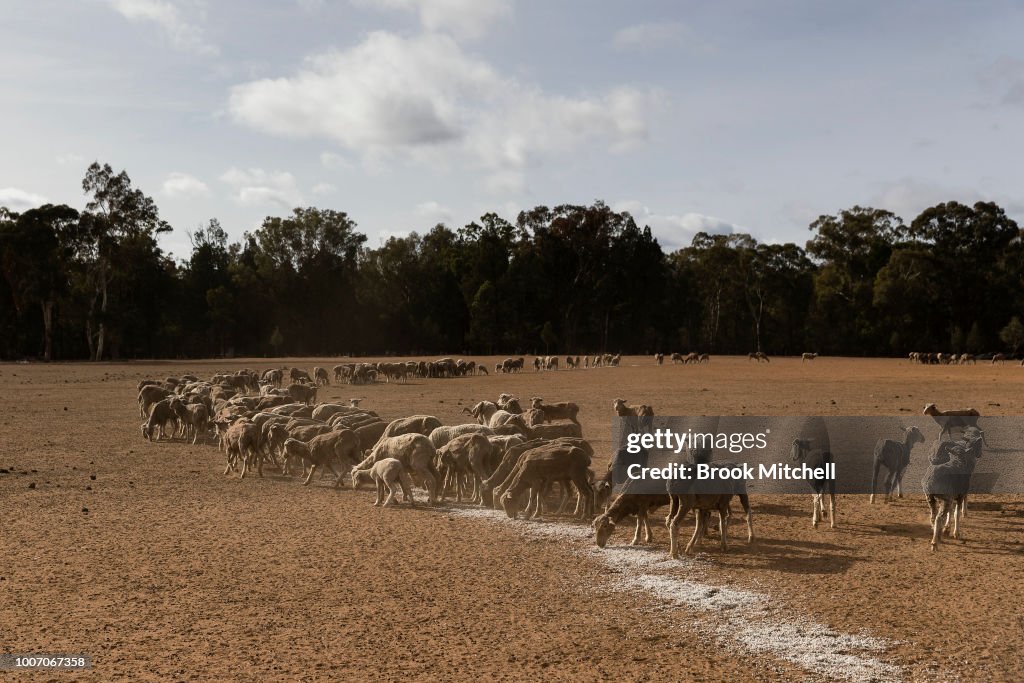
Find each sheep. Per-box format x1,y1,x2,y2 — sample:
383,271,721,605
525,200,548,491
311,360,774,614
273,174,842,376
870,426,925,504
612,398,654,417
480,439,551,507
376,415,444,444
168,397,210,445
138,385,171,417
351,458,415,506
436,433,495,503
353,434,441,504
428,424,495,449
141,398,177,441
748,351,770,363
499,443,593,520
801,352,818,362
922,403,983,441
529,397,580,424
286,383,317,405
313,367,330,386
655,353,664,365
698,353,710,363
463,401,517,428
289,367,312,383
593,493,671,547
282,429,360,487
523,422,583,440
670,352,684,364
223,420,259,478
922,428,984,550
791,438,836,528
992,353,1006,365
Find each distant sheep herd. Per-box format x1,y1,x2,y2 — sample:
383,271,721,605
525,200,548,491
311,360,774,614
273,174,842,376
136,362,999,559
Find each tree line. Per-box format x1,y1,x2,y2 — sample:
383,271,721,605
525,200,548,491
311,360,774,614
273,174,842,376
2,162,1023,361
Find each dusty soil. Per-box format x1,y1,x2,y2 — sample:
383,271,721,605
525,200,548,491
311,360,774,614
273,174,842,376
2,356,1023,682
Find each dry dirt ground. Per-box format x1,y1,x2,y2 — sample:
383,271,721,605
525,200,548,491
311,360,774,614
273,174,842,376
2,356,1023,682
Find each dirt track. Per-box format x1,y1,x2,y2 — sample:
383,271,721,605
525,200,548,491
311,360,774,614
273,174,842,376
2,356,1023,681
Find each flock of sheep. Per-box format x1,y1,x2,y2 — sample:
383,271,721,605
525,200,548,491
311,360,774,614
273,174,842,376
909,351,1020,365
135,365,992,563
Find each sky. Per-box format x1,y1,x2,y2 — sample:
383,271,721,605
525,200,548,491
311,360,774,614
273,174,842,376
2,0,1023,259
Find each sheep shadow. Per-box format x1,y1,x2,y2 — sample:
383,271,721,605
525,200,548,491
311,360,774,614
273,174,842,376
725,537,859,575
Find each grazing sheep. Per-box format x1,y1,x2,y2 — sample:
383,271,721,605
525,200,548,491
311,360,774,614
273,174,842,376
529,397,580,424
593,493,671,547
612,398,654,417
282,430,359,487
655,353,664,365
141,399,177,441
436,433,495,503
480,439,551,507
791,438,836,528
499,443,593,520
922,403,983,441
138,385,171,417
748,351,770,363
313,367,330,386
351,458,415,506
223,421,259,478
992,353,1006,365
168,397,210,444
870,426,925,503
353,434,441,504
922,428,984,550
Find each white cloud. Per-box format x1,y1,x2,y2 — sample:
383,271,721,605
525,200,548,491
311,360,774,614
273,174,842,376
229,32,656,194
352,0,511,40
161,171,210,198
415,200,453,223
612,21,710,53
311,182,337,195
0,187,49,211
108,0,217,56
615,200,740,250
869,178,974,221
56,153,85,167
319,151,353,169
220,167,302,208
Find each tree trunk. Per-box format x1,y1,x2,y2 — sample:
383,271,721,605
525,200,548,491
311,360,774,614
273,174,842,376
41,299,54,361
94,268,109,361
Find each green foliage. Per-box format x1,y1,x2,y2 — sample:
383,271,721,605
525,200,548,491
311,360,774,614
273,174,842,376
999,316,1024,354
1,167,1021,360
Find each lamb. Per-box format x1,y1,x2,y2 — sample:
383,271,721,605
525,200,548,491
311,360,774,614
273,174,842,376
529,397,580,424
499,443,594,520
791,438,836,528
922,403,983,441
353,433,441,504
801,352,818,362
870,426,925,503
351,458,415,506
922,428,984,550
593,493,671,547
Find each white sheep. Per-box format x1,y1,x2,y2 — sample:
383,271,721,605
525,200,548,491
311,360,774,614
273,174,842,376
350,458,415,506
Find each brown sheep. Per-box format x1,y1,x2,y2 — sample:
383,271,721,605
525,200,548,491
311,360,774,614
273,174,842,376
529,397,580,424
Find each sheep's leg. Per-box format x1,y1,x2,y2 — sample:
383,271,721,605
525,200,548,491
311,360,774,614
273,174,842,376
303,463,319,486
685,511,705,555
828,494,836,528
417,466,439,504
811,494,820,528
399,470,416,506
373,478,384,506
869,460,881,504
631,515,643,545
668,497,687,559
718,511,728,551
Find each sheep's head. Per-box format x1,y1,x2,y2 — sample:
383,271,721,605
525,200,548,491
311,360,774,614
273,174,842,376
593,514,616,548
500,491,525,519
612,398,626,411
140,422,151,440
906,426,925,446
530,397,543,409
923,403,937,415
